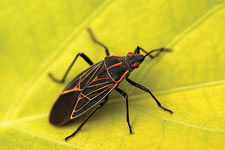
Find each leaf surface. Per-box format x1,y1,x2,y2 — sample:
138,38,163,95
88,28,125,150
0,0,225,149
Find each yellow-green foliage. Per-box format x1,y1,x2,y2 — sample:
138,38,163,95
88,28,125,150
0,0,225,149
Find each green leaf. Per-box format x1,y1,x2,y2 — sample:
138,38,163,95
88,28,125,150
0,0,225,149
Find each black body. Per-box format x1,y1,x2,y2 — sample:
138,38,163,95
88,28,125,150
50,56,129,125
49,28,173,141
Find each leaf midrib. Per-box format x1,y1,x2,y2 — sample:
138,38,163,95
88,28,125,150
7,1,225,122
1,79,224,131
2,2,225,147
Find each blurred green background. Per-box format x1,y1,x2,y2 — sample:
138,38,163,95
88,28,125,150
0,0,225,149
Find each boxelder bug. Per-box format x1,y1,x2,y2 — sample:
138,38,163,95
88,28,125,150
49,28,173,141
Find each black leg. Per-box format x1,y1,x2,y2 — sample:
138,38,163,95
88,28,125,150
126,77,173,114
115,88,133,134
65,95,109,141
134,46,172,59
87,28,110,56
48,53,94,84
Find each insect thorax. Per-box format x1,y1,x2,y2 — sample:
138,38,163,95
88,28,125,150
104,56,131,82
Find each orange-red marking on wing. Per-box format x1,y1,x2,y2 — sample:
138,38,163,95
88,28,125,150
78,63,100,85
61,86,82,95
94,77,110,81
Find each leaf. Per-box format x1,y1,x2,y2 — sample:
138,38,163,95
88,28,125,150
0,0,225,149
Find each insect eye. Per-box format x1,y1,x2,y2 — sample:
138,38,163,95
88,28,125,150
133,63,139,68
127,52,133,56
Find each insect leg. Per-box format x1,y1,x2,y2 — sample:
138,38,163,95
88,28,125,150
115,88,133,134
134,46,171,59
87,28,110,56
65,95,109,141
126,77,173,114
48,53,94,84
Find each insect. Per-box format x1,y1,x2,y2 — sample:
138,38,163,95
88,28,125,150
49,28,173,141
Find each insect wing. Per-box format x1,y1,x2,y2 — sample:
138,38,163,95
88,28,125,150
62,61,104,92
49,61,106,125
71,76,116,118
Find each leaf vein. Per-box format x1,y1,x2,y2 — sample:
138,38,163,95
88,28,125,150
134,104,225,133
12,126,93,150
3,0,115,121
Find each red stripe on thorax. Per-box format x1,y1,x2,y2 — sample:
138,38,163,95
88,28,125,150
107,62,123,70
111,55,122,57
116,70,129,83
